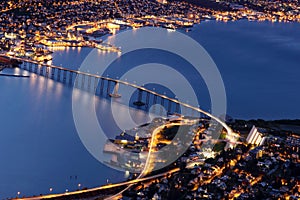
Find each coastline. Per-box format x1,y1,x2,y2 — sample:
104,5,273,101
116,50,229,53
0,2,300,195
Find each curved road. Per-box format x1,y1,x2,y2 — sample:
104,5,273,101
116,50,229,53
16,168,180,200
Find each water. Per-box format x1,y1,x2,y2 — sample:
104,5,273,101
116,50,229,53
51,20,300,120
0,20,300,199
189,20,300,120
0,68,127,199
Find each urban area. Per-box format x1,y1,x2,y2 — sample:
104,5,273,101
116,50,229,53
0,0,299,200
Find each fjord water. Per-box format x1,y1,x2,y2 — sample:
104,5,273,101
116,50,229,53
52,20,300,119
190,21,300,119
0,20,299,198
0,69,126,199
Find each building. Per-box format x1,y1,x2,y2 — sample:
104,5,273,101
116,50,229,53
246,126,267,146
157,0,167,4
4,32,17,40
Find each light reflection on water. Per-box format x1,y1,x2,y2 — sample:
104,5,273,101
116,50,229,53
1,20,300,198
0,68,130,198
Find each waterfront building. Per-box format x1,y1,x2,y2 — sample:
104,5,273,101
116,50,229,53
157,0,167,4
4,32,17,40
246,126,267,146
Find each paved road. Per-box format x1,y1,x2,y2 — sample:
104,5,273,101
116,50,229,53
16,168,180,200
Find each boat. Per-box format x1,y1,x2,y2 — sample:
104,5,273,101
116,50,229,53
96,43,121,52
161,23,176,31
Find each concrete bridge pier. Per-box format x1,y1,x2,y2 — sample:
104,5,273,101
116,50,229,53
133,89,145,106
51,67,55,79
160,96,165,107
46,66,50,77
159,96,165,115
28,62,32,72
39,65,44,76
20,61,24,69
21,61,25,69
75,72,79,87
24,62,27,70
33,64,38,74
26,62,30,71
81,74,86,89
63,70,67,83
38,65,41,75
167,100,172,114
175,103,180,114
99,79,104,95
57,69,62,81
153,95,157,104
145,92,150,107
138,89,143,102
106,80,111,96
69,71,74,85
87,75,91,90
93,77,98,92
109,82,121,98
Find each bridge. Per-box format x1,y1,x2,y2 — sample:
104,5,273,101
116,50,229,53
4,56,237,199
5,56,234,138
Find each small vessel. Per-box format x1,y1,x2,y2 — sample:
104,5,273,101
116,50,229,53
96,43,121,52
162,23,176,31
